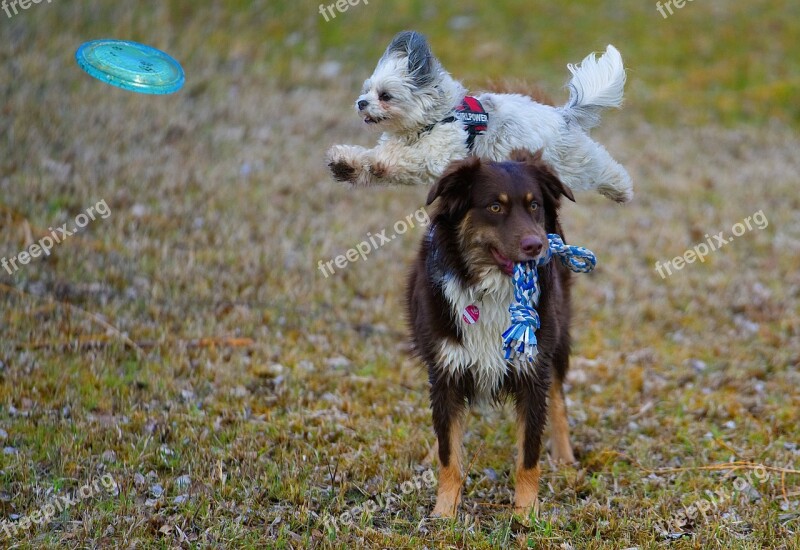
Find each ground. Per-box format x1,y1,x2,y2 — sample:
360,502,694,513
1,1,799,548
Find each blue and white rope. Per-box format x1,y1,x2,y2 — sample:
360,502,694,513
502,234,596,362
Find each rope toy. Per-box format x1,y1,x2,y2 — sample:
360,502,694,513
502,234,596,362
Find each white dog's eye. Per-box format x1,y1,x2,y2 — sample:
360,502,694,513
378,92,392,102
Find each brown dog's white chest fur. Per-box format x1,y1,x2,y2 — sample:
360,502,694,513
438,269,536,400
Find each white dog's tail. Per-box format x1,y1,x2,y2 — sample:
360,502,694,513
560,45,626,131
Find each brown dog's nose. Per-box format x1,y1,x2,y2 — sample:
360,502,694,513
357,100,369,110
521,235,544,257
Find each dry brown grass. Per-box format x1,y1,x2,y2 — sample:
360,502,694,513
1,1,799,548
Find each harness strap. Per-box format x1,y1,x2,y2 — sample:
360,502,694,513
419,97,489,152
454,96,488,152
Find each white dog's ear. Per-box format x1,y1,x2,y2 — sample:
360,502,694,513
384,30,434,87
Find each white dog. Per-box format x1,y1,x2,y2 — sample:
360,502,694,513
326,31,633,203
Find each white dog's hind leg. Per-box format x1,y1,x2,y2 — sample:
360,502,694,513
594,154,633,204
544,131,633,203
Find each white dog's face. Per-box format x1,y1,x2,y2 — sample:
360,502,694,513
355,31,462,134
356,56,420,130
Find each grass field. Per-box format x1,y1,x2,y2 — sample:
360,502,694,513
1,1,799,548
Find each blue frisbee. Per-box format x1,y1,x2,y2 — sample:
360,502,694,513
75,39,185,95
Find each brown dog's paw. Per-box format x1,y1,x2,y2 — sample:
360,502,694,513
329,160,356,183
431,491,461,518
430,505,458,519
512,501,539,519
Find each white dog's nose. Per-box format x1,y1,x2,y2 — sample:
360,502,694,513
357,100,369,111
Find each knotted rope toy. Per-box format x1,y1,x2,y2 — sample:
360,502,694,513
502,234,596,362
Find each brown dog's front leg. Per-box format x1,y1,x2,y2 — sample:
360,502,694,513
548,379,576,464
430,380,467,517
514,379,549,516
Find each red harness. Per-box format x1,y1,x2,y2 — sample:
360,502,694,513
422,96,489,151
454,96,489,151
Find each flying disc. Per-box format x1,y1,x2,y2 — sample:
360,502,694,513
75,39,185,94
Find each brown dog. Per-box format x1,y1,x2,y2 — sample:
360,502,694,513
406,150,577,517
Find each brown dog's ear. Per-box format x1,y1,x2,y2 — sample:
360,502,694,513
515,149,575,203
426,156,482,212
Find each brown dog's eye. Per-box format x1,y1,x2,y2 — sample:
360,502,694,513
488,203,503,214
379,92,392,102
530,201,539,211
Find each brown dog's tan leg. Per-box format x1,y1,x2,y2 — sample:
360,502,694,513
514,416,541,516
548,380,576,464
432,411,465,517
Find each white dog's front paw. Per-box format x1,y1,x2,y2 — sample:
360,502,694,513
326,145,369,186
